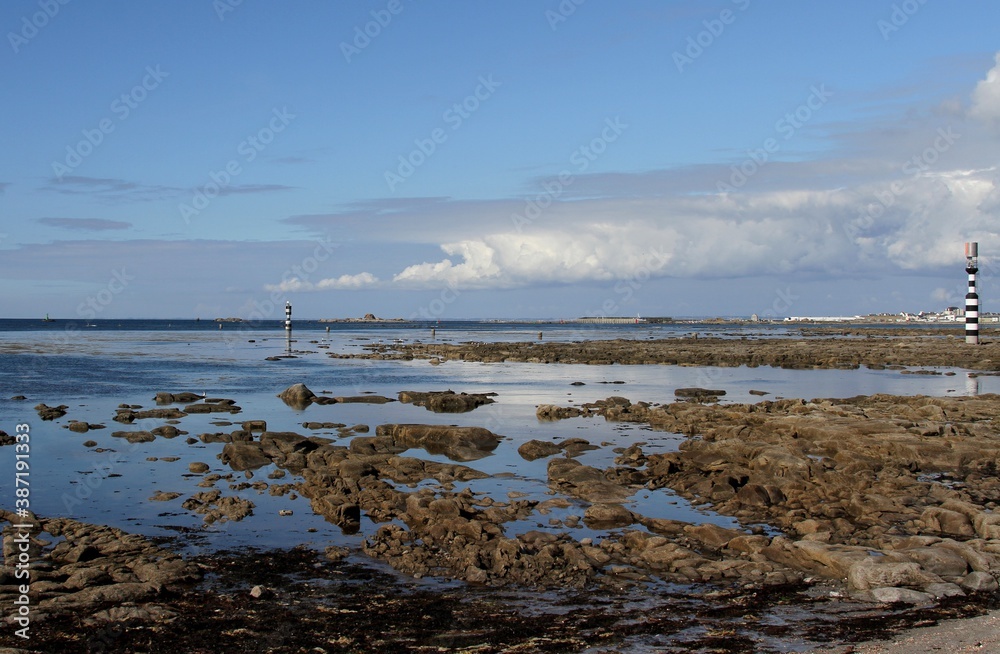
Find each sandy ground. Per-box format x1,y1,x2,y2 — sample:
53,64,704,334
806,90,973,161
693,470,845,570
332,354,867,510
825,609,1000,653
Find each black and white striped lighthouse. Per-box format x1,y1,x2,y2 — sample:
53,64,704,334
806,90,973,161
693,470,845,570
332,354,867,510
965,242,979,345
284,301,292,331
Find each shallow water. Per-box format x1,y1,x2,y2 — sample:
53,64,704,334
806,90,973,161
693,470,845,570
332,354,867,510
0,323,994,556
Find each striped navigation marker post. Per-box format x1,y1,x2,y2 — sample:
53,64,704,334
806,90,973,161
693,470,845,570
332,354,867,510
284,301,292,331
965,242,979,345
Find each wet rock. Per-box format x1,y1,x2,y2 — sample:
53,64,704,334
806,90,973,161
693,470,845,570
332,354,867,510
375,424,501,461
154,391,203,405
182,490,255,524
518,440,562,461
278,383,318,409
152,425,185,439
189,462,210,474
219,442,272,471
111,430,155,444
398,390,497,413
242,420,267,433
184,402,241,415
547,458,632,503
583,504,635,529
674,388,726,400
334,395,394,404
536,405,584,420
149,491,181,502
35,403,69,420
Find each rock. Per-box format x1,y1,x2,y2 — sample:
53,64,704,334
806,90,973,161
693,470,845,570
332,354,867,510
277,383,322,409
536,405,583,420
184,402,241,415
334,395,394,404
923,582,965,599
375,424,502,462
149,491,181,502
960,571,1000,593
249,585,272,599
151,425,184,439
155,392,202,404
921,507,976,537
848,561,937,591
242,420,267,433
189,462,210,474
547,458,632,503
67,421,90,433
898,546,969,578
518,440,562,461
868,587,936,605
35,403,69,420
325,546,350,563
583,504,635,529
684,524,744,551
674,388,726,400
219,442,272,471
398,390,497,413
111,430,155,443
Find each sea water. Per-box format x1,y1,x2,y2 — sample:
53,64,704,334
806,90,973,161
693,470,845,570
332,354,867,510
0,320,993,555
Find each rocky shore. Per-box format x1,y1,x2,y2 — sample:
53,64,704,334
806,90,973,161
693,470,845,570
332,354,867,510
339,328,1000,370
3,331,1000,651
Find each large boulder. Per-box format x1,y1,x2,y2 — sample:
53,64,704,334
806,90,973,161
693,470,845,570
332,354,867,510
278,383,317,409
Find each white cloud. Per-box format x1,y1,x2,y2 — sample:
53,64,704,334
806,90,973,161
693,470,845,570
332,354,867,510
264,272,380,292
970,52,1000,125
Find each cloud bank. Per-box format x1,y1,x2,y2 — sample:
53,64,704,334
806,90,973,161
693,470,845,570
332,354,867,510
270,53,1000,295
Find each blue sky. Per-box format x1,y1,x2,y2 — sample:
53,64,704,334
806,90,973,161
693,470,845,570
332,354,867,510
2,0,1000,320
